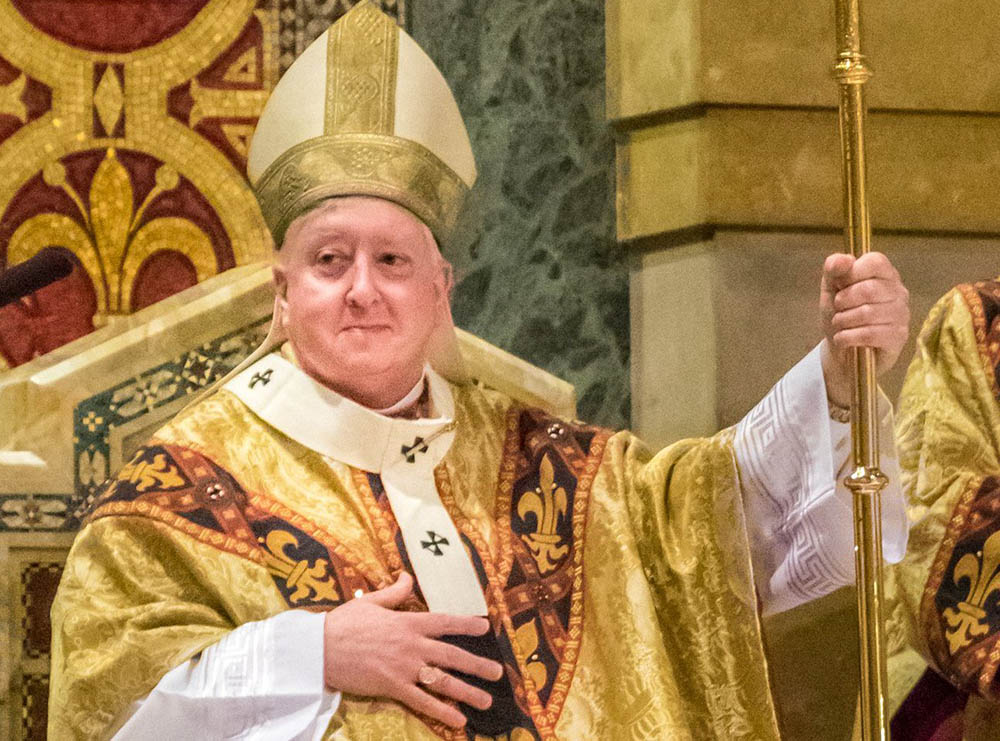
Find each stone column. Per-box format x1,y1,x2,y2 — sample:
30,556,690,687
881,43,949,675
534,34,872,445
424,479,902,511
610,0,1000,448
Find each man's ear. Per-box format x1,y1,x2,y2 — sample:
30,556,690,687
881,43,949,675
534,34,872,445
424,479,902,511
440,261,455,300
272,261,289,322
433,260,455,321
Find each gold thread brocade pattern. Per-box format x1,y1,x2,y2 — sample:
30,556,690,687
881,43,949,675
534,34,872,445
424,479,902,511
253,0,465,248
326,1,397,136
50,380,780,740
254,133,466,247
888,280,1000,732
49,517,289,740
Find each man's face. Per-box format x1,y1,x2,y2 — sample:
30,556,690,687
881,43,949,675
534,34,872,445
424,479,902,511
274,196,450,405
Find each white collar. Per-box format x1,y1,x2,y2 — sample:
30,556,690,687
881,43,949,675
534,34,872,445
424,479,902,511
224,353,455,473
373,370,429,416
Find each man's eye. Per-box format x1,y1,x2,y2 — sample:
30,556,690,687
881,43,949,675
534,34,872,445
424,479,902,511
380,253,405,266
316,252,343,265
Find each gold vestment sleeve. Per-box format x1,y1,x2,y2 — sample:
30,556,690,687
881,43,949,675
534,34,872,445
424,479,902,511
48,516,288,740
571,431,779,740
888,283,1000,732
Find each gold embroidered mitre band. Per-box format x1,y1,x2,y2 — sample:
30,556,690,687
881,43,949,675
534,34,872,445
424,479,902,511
247,1,477,248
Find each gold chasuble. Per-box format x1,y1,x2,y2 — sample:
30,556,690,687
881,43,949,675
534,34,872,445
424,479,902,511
888,279,1000,739
50,354,780,740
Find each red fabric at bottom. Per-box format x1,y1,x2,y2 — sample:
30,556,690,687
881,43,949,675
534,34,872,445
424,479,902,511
891,668,967,741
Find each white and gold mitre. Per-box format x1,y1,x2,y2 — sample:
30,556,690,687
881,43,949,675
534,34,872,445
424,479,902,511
247,1,477,248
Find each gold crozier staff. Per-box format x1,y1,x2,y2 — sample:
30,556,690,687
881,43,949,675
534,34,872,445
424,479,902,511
832,0,890,738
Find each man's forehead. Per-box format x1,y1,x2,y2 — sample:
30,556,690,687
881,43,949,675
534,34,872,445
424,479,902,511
280,196,440,256
293,196,416,228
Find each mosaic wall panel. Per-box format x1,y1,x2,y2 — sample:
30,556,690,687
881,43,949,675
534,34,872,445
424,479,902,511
20,673,48,741
1,537,75,741
410,0,626,427
0,0,403,371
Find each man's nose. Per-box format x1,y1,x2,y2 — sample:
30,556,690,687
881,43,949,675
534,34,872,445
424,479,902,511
344,256,379,306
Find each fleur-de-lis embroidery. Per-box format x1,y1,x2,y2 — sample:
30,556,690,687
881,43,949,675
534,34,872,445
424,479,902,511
943,529,1000,654
517,454,569,574
113,453,186,493
260,530,340,605
6,148,216,326
513,618,548,692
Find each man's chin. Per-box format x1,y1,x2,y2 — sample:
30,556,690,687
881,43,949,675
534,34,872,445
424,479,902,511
314,357,387,379
312,349,421,384
296,339,427,389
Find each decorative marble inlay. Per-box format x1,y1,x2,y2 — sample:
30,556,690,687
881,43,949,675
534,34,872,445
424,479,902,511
0,317,268,532
0,496,67,531
20,561,63,659
410,0,626,426
67,319,269,526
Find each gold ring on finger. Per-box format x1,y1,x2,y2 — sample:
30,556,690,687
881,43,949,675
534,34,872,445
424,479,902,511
417,665,445,688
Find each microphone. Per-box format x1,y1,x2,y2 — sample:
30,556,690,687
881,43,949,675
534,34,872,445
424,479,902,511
0,247,75,307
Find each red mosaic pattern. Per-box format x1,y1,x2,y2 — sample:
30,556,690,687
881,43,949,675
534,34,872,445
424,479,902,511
0,1,274,368
11,1,211,54
167,12,273,174
0,54,51,145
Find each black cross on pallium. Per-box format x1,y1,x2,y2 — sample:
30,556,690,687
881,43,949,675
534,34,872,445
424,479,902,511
421,530,449,556
249,369,273,388
401,436,429,463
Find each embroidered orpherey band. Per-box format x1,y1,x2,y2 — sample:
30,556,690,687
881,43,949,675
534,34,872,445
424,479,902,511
325,2,397,136
958,281,1000,401
923,475,1000,698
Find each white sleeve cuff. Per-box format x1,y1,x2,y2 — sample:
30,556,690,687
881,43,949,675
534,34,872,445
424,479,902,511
113,610,339,740
733,344,908,616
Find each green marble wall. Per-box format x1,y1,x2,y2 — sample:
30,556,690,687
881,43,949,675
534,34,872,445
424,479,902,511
410,0,628,428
